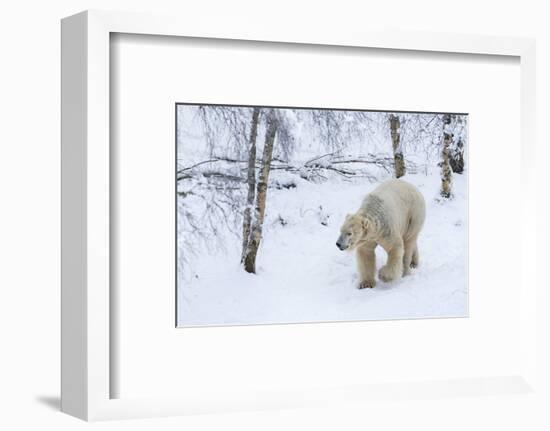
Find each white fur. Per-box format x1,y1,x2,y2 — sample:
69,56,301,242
337,179,426,288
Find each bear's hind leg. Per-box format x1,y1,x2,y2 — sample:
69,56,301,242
410,244,419,268
402,236,418,275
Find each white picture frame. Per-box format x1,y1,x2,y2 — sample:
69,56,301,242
61,9,539,421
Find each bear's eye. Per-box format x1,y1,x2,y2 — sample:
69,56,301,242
347,232,352,237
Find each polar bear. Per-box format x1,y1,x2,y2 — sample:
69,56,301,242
336,179,426,289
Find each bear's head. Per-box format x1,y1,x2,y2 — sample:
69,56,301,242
336,214,369,251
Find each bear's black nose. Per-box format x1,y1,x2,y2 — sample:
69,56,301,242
336,242,343,250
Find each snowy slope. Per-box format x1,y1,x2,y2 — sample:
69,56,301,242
177,171,468,327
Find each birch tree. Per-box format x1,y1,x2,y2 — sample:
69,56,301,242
440,113,453,198
241,107,260,262
243,109,279,273
449,115,466,174
309,109,348,151
389,114,406,178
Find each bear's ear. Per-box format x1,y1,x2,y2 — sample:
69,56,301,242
345,213,353,221
361,217,370,232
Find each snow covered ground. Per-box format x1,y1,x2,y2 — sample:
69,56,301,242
177,171,468,327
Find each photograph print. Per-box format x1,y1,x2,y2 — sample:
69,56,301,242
176,104,468,327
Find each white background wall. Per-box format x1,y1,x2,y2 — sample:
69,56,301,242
0,0,548,429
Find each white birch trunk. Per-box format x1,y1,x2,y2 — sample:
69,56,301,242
389,114,406,178
241,107,260,263
244,110,278,274
440,114,453,198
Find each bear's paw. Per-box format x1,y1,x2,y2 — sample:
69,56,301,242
358,280,376,289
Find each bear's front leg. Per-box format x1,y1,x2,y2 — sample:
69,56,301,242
356,243,377,289
378,239,404,282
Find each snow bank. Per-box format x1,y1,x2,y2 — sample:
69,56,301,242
177,172,468,327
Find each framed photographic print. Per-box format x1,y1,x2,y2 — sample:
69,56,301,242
176,104,468,327
62,10,541,421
